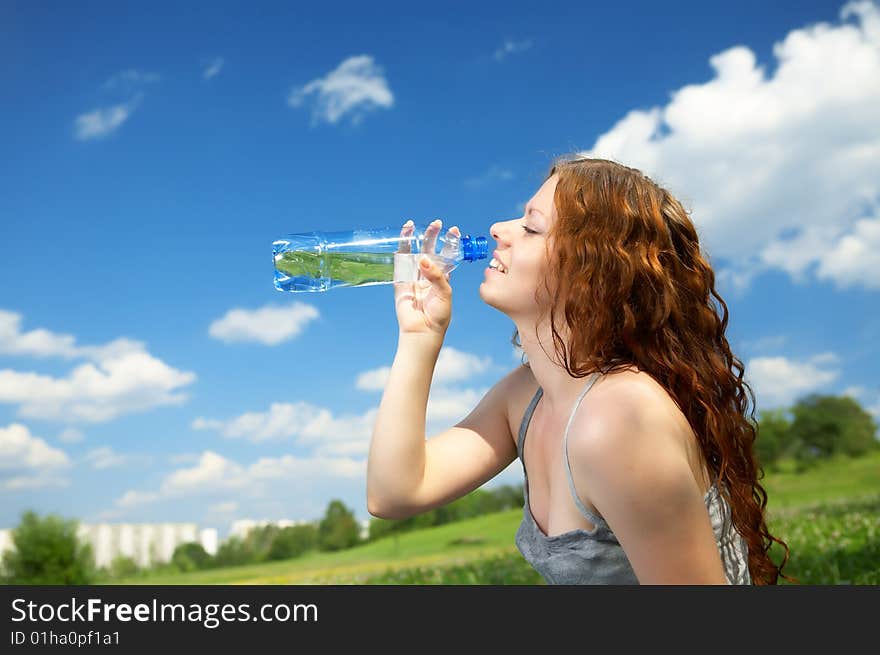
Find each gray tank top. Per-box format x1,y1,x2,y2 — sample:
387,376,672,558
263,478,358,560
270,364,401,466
514,372,752,585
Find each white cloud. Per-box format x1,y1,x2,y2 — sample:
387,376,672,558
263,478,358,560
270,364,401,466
192,386,488,452
247,453,363,481
493,38,534,61
208,501,238,516
89,508,125,522
355,366,391,392
117,489,159,508
102,69,161,90
0,309,79,358
425,385,489,425
57,428,85,444
0,309,196,423
759,207,880,288
356,346,493,391
193,401,374,450
0,310,147,362
0,423,70,491
739,335,789,353
74,68,159,141
287,54,394,126
433,347,494,383
464,164,515,190
575,1,880,295
161,451,245,495
168,452,200,465
202,57,224,80
744,352,841,409
0,352,195,423
4,475,68,491
83,446,130,470
114,450,364,509
842,385,867,398
208,302,320,345
812,210,880,288
73,94,144,141
0,423,70,470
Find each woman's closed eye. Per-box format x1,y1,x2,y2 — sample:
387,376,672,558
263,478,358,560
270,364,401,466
522,226,538,235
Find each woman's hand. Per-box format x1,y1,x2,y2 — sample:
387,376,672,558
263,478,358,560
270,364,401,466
394,219,459,340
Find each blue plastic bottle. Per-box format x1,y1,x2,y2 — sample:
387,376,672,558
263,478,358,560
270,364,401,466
273,223,488,293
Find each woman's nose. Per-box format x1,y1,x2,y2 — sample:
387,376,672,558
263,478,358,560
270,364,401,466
490,221,507,244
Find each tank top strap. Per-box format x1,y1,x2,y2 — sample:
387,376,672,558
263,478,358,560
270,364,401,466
562,372,607,526
517,385,543,461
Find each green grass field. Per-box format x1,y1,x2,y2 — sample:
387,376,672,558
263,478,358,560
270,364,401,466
115,451,880,585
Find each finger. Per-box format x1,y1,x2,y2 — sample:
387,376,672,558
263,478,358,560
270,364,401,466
419,255,451,293
439,225,460,259
423,218,442,255
398,220,414,254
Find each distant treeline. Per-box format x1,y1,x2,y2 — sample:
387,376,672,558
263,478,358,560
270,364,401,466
134,484,524,577
365,484,524,541
753,393,879,472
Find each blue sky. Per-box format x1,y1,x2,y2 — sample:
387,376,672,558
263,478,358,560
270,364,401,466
1,0,878,537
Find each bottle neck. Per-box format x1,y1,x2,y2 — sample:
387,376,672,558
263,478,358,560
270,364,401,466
461,235,488,262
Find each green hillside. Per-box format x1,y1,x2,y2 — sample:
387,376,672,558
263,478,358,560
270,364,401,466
116,451,880,585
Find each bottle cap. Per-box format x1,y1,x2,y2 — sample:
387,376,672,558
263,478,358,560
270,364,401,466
460,235,488,262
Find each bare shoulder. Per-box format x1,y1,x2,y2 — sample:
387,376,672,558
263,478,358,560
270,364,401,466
588,366,677,422
572,369,708,488
565,366,693,463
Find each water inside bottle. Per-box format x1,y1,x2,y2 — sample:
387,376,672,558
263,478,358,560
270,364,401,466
274,250,453,292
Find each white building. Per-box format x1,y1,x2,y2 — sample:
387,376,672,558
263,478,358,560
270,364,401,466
74,522,218,568
0,522,217,569
199,528,218,556
0,529,12,559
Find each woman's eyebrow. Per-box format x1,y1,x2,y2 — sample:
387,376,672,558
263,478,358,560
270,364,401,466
525,204,545,216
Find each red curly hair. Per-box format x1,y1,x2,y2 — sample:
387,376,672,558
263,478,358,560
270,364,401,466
513,155,795,585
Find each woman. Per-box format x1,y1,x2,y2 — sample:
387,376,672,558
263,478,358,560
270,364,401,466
367,155,793,585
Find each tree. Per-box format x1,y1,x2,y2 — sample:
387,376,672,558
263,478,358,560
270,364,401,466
490,484,525,511
446,488,504,519
212,536,250,568
366,483,527,541
754,408,797,470
171,542,211,572
0,511,96,584
790,394,880,465
108,555,140,580
268,524,318,561
243,525,282,563
318,500,361,551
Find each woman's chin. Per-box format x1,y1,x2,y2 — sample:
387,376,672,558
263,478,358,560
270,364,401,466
477,288,509,315
477,284,498,307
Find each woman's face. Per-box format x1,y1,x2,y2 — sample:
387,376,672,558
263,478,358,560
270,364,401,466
479,173,559,317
